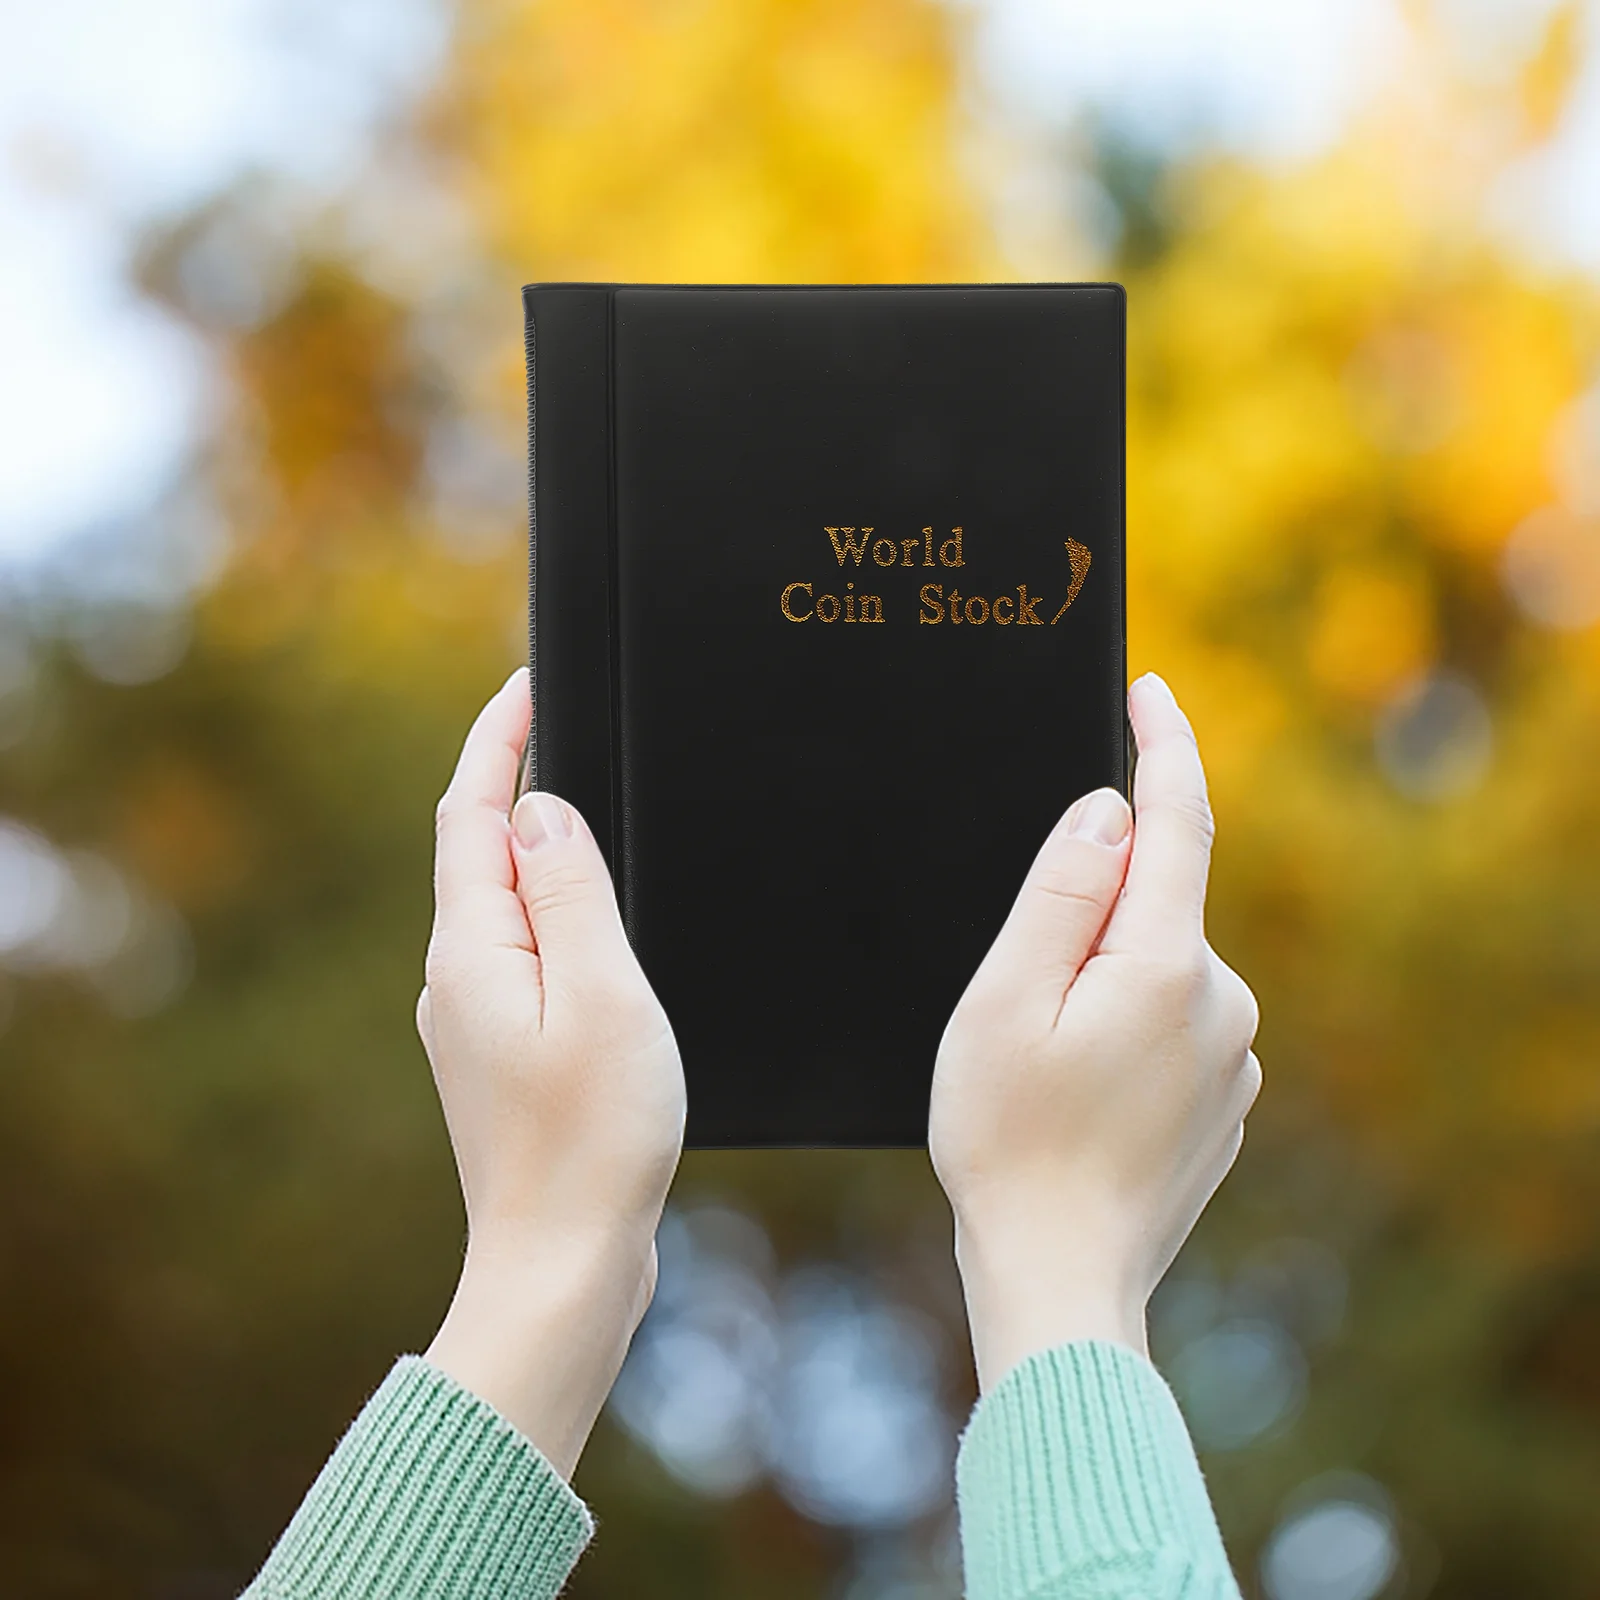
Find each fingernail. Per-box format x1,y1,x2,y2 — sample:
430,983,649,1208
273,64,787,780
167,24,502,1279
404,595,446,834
1132,671,1174,702
1067,787,1131,846
512,791,572,848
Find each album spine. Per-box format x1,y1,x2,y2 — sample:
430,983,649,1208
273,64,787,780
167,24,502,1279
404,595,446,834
522,284,619,881
1112,282,1131,802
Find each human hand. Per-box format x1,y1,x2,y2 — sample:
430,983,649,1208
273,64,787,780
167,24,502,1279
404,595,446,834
929,673,1260,1391
419,668,685,1477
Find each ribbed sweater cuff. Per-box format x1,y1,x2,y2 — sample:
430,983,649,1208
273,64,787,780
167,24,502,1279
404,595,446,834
248,1355,593,1600
955,1340,1239,1600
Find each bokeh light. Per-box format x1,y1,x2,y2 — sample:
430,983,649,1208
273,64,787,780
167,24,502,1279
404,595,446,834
0,819,191,1020
1171,1319,1308,1452
1502,505,1600,628
612,1206,953,1528
1261,1475,1401,1600
1374,670,1495,802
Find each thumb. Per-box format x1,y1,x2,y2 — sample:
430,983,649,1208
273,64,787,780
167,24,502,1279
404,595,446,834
963,788,1133,1015
509,791,632,973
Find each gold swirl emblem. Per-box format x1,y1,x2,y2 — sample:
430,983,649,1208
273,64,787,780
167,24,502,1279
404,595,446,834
1049,539,1092,624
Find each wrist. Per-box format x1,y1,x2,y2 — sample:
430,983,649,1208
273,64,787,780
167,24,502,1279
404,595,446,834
953,1208,1150,1392
425,1223,654,1479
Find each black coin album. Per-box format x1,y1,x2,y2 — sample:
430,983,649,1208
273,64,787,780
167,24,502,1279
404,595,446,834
521,283,1126,1147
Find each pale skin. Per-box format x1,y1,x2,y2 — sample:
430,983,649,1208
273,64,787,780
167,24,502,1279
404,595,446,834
419,667,1259,1477
931,672,1262,1386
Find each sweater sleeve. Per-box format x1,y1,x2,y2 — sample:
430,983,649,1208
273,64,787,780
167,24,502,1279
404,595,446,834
955,1340,1242,1600
242,1355,593,1600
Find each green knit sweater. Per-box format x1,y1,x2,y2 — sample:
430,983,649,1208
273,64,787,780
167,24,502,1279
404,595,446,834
244,1341,1240,1598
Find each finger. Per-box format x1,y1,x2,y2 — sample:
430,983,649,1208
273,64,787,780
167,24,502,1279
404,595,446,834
961,787,1132,1015
639,1241,660,1321
434,668,535,946
415,986,436,1057
1108,673,1214,950
1236,1049,1263,1117
1216,959,1260,1054
509,791,635,981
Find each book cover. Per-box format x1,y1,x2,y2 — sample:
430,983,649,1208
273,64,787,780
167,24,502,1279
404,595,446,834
523,284,1126,1147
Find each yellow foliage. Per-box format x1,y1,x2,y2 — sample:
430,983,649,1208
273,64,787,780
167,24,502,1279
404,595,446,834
446,0,991,283
233,263,420,526
1306,563,1436,705
1519,0,1586,140
1404,288,1584,551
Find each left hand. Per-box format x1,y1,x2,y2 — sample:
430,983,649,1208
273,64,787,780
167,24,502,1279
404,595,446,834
929,674,1260,1389
419,667,685,1478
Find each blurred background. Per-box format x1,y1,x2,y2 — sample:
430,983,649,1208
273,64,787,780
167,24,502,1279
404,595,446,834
3,0,1599,1594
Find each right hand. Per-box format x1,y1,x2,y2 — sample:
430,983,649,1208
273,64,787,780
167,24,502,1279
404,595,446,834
929,672,1260,1391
